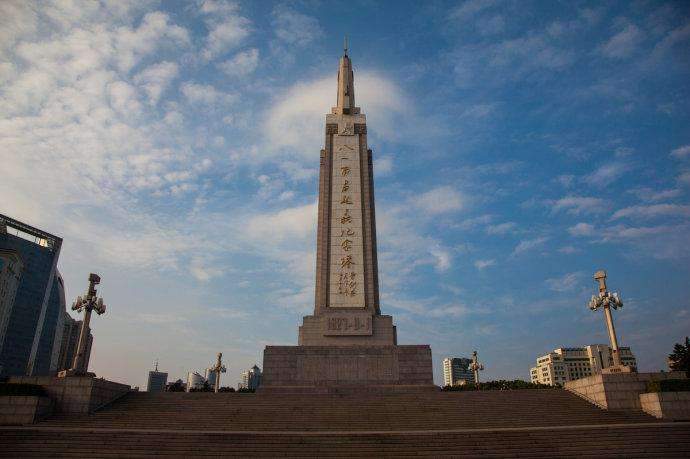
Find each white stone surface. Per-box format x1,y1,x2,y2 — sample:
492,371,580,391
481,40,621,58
328,118,365,308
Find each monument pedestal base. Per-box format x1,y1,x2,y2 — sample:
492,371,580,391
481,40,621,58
601,364,635,374
261,345,436,394
299,314,397,346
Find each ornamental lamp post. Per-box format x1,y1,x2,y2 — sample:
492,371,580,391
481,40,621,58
209,352,227,393
469,350,484,385
588,270,626,370
59,273,106,377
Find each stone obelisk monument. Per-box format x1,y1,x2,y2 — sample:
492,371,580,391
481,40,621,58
261,48,434,393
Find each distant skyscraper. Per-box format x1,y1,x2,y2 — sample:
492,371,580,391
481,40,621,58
0,214,63,377
56,311,92,373
205,367,217,388
442,357,474,387
530,344,637,386
147,361,168,393
239,365,262,390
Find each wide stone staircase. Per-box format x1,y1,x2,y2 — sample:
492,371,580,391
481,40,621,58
2,389,690,457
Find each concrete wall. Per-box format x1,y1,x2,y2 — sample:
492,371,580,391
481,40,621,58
0,396,52,425
640,392,690,420
565,371,686,411
9,376,130,414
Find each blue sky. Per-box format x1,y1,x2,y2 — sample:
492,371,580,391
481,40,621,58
1,0,689,389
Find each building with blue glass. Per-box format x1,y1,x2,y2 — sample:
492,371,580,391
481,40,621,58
0,214,64,377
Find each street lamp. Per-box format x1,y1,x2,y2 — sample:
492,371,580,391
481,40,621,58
588,270,626,369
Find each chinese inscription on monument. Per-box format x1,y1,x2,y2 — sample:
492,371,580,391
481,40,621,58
330,126,365,308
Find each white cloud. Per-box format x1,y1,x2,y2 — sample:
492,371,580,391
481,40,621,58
611,204,690,220
271,6,322,47
556,174,575,188
374,155,393,176
630,187,681,202
0,1,38,53
671,144,690,159
558,246,578,254
600,23,643,58
474,259,495,270
430,246,452,272
551,196,608,215
218,48,259,77
263,72,409,159
486,222,515,235
568,222,595,236
190,256,223,282
512,236,548,256
679,172,690,186
411,186,463,215
133,61,179,104
545,272,581,292
181,82,235,105
450,0,499,20
246,202,317,243
115,11,190,72
200,4,251,61
584,162,629,186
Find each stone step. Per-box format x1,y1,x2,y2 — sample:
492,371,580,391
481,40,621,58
2,424,690,457
36,389,656,432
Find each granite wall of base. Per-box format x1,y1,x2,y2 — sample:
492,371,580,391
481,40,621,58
640,392,690,420
0,396,52,425
8,376,130,414
261,345,435,393
565,371,687,411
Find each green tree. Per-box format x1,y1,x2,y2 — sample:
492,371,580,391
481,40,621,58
669,337,690,377
166,380,185,392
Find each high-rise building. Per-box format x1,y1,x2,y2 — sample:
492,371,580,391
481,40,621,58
0,248,24,375
205,367,217,388
530,344,637,386
0,214,63,377
239,365,262,390
55,312,92,373
147,362,168,393
442,357,474,387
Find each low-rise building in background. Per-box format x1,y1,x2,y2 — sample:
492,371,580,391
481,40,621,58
186,371,205,392
530,344,637,386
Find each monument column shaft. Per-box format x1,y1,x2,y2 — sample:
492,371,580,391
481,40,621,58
603,305,622,366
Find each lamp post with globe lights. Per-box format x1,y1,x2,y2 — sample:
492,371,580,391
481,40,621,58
588,270,626,370
469,350,484,385
209,352,227,393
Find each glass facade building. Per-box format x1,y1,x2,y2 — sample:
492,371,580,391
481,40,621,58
0,214,63,377
443,357,474,387
147,370,168,392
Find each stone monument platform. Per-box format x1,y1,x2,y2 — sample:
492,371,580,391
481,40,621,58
261,345,435,394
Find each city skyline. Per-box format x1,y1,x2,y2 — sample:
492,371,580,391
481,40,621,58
2,1,690,389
